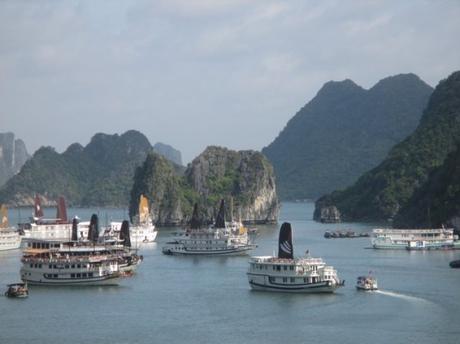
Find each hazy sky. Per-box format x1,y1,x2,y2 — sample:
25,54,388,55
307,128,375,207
1,0,460,163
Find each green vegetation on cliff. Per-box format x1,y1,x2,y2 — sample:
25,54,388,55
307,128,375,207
129,146,279,226
394,143,460,228
263,74,433,200
315,71,460,223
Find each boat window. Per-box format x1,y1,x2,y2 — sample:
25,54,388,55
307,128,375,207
89,273,93,277
304,278,307,283
276,266,281,271
49,264,52,269
282,277,287,283
290,278,295,283
53,274,58,278
71,274,75,278
289,266,294,270
284,266,287,271
30,264,33,268
76,273,81,278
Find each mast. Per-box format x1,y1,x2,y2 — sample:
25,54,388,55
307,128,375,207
215,199,226,229
190,203,201,230
278,222,294,259
71,218,78,241
229,197,234,223
56,196,68,224
139,194,149,225
119,220,131,248
88,214,99,243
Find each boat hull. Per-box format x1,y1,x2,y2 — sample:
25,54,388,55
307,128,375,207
247,273,340,293
22,275,120,286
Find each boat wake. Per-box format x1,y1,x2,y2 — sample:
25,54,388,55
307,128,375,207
374,290,430,304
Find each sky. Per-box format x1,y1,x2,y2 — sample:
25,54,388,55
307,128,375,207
1,0,460,164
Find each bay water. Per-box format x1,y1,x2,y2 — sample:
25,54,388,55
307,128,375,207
1,202,459,344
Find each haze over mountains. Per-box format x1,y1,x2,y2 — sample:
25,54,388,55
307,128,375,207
0,132,30,187
315,71,460,226
263,74,433,200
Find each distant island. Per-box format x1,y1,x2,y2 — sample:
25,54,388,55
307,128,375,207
263,73,433,200
0,132,30,187
314,70,460,229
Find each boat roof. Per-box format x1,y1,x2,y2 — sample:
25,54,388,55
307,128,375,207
7,283,26,287
250,256,325,265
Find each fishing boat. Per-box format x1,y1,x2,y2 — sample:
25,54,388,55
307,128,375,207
371,227,459,250
20,195,88,244
4,283,28,298
247,223,344,293
108,195,157,244
20,216,141,286
162,201,256,256
356,274,378,291
0,204,21,251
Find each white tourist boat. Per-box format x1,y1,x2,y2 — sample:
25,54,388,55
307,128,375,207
21,241,140,286
356,274,378,291
372,227,459,250
20,217,141,286
20,195,88,244
247,222,343,293
108,195,157,244
0,204,21,251
162,201,256,256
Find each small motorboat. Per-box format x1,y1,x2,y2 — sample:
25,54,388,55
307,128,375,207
5,283,29,298
450,260,460,268
356,275,378,291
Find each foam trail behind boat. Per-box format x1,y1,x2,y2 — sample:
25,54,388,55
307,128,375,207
375,290,430,304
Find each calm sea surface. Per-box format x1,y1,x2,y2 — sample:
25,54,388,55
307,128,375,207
1,202,460,344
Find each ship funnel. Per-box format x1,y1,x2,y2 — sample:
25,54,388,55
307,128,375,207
215,199,226,229
278,222,294,259
190,203,201,230
34,194,44,218
88,214,99,243
71,217,79,241
56,196,68,223
119,220,131,248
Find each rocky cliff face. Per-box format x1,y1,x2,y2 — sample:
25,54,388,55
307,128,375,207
129,146,279,226
186,146,279,224
0,132,30,187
